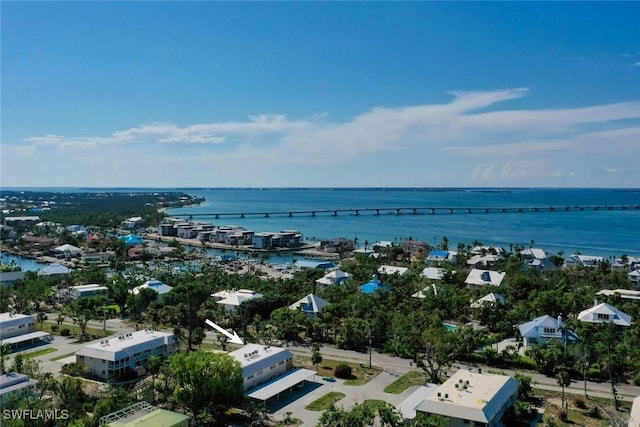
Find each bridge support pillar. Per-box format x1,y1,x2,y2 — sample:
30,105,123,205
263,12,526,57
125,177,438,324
311,212,316,217
354,210,359,216
449,209,454,214
396,209,401,215
289,212,293,217
375,209,380,215
333,211,338,216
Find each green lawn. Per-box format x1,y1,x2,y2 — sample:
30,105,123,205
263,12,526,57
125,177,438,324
22,348,57,359
356,399,388,412
294,355,382,386
51,352,77,361
305,392,346,411
383,371,426,394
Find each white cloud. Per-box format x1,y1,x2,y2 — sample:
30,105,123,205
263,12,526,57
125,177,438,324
4,88,640,187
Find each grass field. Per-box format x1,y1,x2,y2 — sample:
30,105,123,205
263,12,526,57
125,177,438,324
51,352,76,361
294,355,382,386
22,348,57,359
305,392,346,411
383,371,426,394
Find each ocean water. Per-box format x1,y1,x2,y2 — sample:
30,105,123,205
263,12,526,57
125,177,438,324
165,188,640,258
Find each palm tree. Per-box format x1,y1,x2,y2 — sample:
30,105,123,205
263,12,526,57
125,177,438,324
37,312,48,331
556,366,571,412
56,313,66,334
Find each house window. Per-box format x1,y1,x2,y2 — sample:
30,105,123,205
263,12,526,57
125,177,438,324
597,313,610,320
463,420,470,425
543,328,556,334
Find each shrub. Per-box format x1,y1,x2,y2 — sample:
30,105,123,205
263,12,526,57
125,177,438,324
50,325,58,333
586,406,601,419
556,410,567,421
572,397,587,409
633,372,640,386
60,327,71,336
334,364,353,379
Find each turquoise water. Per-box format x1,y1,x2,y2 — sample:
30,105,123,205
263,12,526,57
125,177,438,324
166,188,640,257
443,323,459,332
0,252,47,271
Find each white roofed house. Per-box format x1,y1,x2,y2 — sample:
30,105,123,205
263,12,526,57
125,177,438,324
38,262,72,277
212,289,263,313
229,343,316,405
465,269,506,287
289,294,329,318
130,279,173,299
75,329,176,382
565,254,604,268
315,269,353,288
53,243,83,259
0,372,39,404
413,370,519,427
518,315,578,351
377,265,409,276
470,293,506,309
628,269,640,287
578,302,632,327
420,267,445,281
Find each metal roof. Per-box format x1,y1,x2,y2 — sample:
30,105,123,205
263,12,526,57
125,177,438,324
0,331,50,346
246,368,315,401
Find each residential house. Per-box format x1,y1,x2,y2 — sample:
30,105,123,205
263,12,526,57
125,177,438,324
82,251,114,264
596,289,640,301
75,329,176,381
412,283,441,299
130,279,173,298
628,270,640,287
320,237,355,253
315,269,353,288
377,265,409,276
38,262,71,276
464,269,506,287
3,216,40,230
289,294,330,318
426,250,457,266
470,293,506,309
0,271,25,286
518,315,578,350
211,289,264,312
65,284,109,300
413,370,519,427
420,267,445,280
52,243,83,259
565,254,604,268
401,240,429,260
578,302,632,327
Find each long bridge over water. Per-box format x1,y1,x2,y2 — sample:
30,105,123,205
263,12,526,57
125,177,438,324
172,204,640,219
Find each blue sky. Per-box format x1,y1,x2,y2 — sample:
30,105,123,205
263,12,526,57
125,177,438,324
2,2,640,188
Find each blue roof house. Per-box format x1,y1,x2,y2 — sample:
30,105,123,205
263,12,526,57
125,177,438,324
518,315,578,351
359,275,391,294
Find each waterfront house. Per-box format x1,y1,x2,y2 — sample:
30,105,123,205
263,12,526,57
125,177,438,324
519,247,547,260
518,315,578,350
229,343,315,405
212,289,264,312
464,269,506,287
289,294,329,318
524,258,557,272
38,262,71,277
467,253,502,267
413,370,519,427
81,251,114,264
120,216,146,230
66,284,109,300
578,302,632,327
252,232,273,249
0,271,25,286
320,237,355,253
53,243,83,259
75,329,176,381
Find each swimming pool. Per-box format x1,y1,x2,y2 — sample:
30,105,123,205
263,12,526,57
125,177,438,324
443,323,458,332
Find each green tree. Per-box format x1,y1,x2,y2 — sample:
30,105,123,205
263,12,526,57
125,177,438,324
70,307,93,340
169,350,243,424
417,326,456,383
270,307,307,341
311,342,323,372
